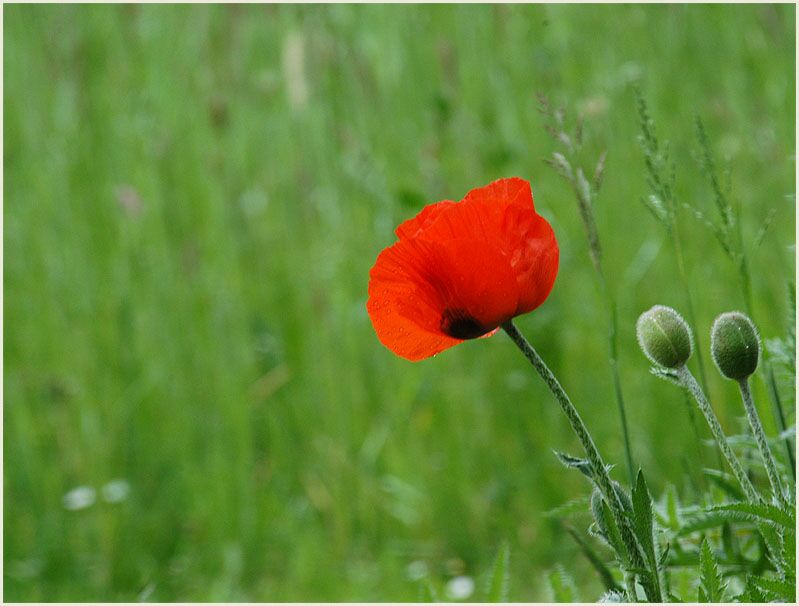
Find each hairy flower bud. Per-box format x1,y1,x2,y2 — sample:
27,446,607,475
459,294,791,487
636,305,693,368
711,311,760,380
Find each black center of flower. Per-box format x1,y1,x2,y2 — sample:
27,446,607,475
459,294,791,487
441,308,487,339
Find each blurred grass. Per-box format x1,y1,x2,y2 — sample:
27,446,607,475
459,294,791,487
3,3,794,601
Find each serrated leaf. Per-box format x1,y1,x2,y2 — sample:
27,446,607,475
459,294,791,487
750,575,796,601
760,523,786,576
781,527,796,581
632,470,662,602
707,502,794,530
486,541,510,602
737,576,767,602
699,539,725,602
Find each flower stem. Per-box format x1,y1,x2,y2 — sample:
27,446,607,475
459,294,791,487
502,320,658,602
675,366,759,503
738,379,788,506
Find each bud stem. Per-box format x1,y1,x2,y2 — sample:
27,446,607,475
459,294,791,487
675,366,760,503
502,320,659,602
737,379,788,506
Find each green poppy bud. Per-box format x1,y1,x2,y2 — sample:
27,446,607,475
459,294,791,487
710,311,760,380
636,305,693,368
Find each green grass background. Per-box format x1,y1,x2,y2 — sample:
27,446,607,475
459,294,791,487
4,3,795,601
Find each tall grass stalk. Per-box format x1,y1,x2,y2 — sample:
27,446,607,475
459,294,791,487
693,117,795,480
633,93,723,478
635,92,711,394
539,97,635,486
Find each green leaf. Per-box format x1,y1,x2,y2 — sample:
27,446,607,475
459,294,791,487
486,541,510,602
749,575,796,601
631,470,661,600
632,470,655,559
596,498,627,561
736,576,767,602
759,523,785,576
699,539,725,602
707,502,794,530
781,527,796,581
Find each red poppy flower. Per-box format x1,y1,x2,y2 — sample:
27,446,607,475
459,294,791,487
367,177,559,361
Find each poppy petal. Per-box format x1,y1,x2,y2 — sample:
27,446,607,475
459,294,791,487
367,177,559,361
367,241,461,361
500,203,559,314
395,199,456,240
463,177,535,210
367,234,520,360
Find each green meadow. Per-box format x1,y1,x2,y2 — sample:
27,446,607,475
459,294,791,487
4,3,795,601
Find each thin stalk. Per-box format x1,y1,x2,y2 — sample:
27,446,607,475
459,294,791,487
502,321,660,602
599,275,635,486
669,221,710,392
560,152,636,487
735,253,793,481
669,217,722,475
674,366,759,503
738,379,789,506
766,364,795,480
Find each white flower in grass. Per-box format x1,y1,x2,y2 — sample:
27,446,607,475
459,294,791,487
445,575,475,600
101,479,130,503
62,486,96,511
